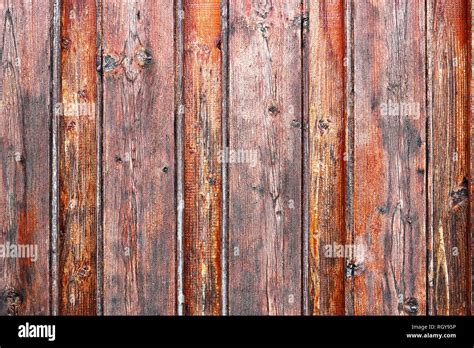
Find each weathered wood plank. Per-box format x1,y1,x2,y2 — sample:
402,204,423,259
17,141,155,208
352,0,427,315
58,0,98,315
0,0,51,315
228,0,302,315
427,0,471,315
102,0,176,315
306,0,346,315
471,0,474,316
183,0,222,315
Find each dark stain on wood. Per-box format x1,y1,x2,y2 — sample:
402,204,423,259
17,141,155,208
352,0,427,315
0,0,51,316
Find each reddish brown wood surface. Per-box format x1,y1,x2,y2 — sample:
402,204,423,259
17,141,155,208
471,0,473,316
352,0,427,315
102,0,176,315
0,0,51,315
58,0,98,315
183,0,222,315
228,0,302,315
306,0,346,315
0,0,471,316
427,0,471,315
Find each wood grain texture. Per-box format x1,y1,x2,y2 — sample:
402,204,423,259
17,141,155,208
427,0,471,315
352,0,427,315
306,0,346,315
228,0,302,315
102,0,176,315
0,0,51,315
183,0,222,315
471,0,473,316
0,0,472,317
59,0,98,315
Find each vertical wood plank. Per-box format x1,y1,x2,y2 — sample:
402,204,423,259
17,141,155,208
306,0,346,315
0,0,51,315
471,0,474,316
183,0,222,315
427,0,471,315
352,0,427,315
228,0,302,315
102,0,176,315
59,0,98,315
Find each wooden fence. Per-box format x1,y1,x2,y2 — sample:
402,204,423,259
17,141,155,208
0,0,472,315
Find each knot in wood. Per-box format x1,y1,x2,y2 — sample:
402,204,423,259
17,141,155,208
61,38,71,49
4,289,23,316
136,48,153,67
404,297,419,315
318,119,330,132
